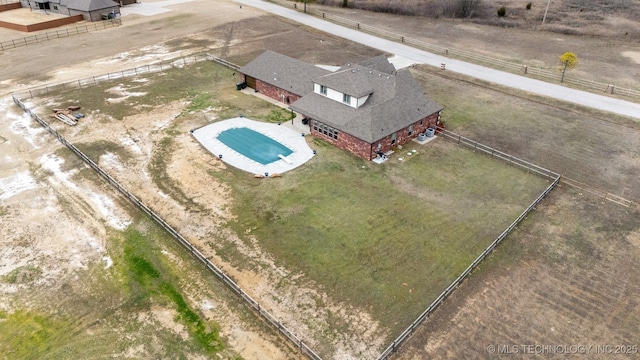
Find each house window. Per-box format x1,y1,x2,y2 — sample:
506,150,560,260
320,85,327,95
391,132,397,145
408,124,413,136
323,125,328,135
313,121,318,131
420,119,423,125
333,131,338,140
343,94,351,104
53,4,58,10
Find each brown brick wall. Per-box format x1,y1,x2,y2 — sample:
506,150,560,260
244,77,301,105
310,111,441,160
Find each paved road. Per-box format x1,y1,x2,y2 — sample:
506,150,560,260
236,0,640,120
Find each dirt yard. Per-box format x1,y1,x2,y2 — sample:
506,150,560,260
1,0,640,359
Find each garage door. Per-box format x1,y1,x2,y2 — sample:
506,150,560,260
245,76,256,89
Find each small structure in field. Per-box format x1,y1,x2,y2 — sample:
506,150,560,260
17,0,121,22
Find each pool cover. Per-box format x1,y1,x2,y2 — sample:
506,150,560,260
217,127,293,165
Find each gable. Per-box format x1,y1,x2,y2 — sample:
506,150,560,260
240,50,331,97
291,68,442,143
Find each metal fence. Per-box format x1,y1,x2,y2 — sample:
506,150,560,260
11,59,322,359
273,0,640,101
0,18,121,51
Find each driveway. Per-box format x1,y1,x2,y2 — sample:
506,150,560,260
236,0,640,120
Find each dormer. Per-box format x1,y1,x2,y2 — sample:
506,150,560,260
313,68,375,109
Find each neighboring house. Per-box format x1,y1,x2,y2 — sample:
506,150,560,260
20,0,120,21
240,50,443,160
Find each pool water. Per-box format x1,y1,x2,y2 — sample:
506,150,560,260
217,127,293,165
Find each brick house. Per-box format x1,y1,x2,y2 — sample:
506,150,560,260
240,51,443,160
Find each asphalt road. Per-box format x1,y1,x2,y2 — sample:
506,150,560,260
236,0,640,120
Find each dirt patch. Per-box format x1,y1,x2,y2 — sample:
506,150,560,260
621,51,640,64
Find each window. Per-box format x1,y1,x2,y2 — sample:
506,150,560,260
408,124,413,136
343,93,351,104
53,4,58,10
320,85,327,95
313,121,338,140
391,132,397,145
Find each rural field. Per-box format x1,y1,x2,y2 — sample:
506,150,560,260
14,57,550,357
1,0,639,359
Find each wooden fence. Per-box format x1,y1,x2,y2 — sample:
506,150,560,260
12,94,324,360
0,18,121,51
14,53,238,100
11,56,322,360
13,50,634,360
375,128,560,359
273,0,640,101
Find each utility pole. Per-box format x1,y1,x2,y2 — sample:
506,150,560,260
542,0,551,24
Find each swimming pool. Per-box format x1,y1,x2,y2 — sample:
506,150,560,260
217,127,293,165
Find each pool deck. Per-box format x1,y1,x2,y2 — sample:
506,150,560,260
192,117,315,175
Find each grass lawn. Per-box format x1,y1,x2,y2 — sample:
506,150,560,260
33,58,553,340
213,136,550,333
0,214,243,359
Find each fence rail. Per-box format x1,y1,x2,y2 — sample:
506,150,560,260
11,57,323,360
560,176,638,208
375,129,560,360
13,53,235,100
273,0,640,101
14,48,635,360
0,18,121,51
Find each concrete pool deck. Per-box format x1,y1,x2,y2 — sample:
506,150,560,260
192,117,315,175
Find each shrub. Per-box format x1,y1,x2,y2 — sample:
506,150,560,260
526,2,532,10
497,6,506,17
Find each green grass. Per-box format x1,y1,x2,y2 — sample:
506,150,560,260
120,226,224,353
214,138,549,334
412,66,640,199
0,217,240,359
36,57,554,344
1,266,42,284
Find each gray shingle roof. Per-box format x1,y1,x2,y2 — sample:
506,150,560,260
66,0,119,12
354,55,397,75
244,51,442,144
314,68,375,98
239,50,331,97
291,68,442,143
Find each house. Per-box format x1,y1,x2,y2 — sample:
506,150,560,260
19,0,120,21
240,51,443,160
